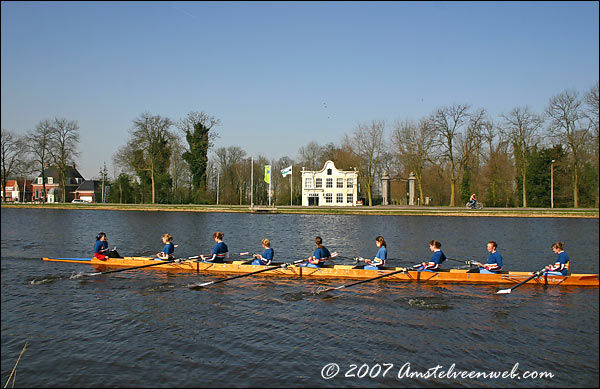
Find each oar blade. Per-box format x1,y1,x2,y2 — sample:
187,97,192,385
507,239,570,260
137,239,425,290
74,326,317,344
314,287,335,295
496,288,511,294
188,281,213,289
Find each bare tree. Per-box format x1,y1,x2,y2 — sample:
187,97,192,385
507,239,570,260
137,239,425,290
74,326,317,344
298,141,324,171
428,104,470,206
126,112,175,204
545,90,589,207
391,118,434,204
169,136,192,203
346,120,386,206
214,146,247,204
583,81,599,207
24,120,54,202
49,118,80,202
500,106,543,207
480,122,514,207
1,129,23,201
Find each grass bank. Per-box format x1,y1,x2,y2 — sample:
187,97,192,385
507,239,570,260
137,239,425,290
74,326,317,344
2,203,598,218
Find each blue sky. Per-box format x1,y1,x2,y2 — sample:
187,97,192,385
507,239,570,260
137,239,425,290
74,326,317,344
2,1,598,179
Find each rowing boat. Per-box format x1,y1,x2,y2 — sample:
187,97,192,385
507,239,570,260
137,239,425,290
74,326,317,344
41,256,599,287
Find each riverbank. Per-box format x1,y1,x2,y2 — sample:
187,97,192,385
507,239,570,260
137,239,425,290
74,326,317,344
2,202,598,218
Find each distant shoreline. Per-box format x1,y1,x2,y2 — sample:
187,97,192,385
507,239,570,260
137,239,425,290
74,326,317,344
2,203,598,218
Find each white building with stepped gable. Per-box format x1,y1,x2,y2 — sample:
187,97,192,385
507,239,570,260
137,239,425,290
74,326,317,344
301,160,358,206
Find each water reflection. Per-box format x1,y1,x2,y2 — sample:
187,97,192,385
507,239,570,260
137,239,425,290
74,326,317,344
1,209,598,388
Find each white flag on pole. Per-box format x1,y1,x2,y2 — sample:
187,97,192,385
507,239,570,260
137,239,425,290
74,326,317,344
281,165,292,177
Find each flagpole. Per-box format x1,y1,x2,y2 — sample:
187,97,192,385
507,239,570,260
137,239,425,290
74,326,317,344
269,169,272,207
250,156,254,208
290,166,293,206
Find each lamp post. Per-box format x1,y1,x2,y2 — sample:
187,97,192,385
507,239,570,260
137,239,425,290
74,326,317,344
216,168,220,205
551,160,556,208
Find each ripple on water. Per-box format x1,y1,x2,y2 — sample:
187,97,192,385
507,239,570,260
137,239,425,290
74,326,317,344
1,209,598,388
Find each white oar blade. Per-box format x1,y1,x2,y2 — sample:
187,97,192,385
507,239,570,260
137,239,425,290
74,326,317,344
316,288,334,295
496,288,511,294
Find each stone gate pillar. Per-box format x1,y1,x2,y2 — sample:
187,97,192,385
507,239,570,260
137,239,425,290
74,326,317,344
408,172,416,206
381,174,390,205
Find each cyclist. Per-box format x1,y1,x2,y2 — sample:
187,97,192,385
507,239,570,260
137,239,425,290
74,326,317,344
468,193,477,209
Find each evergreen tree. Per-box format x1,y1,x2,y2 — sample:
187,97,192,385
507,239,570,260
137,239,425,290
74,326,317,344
179,112,220,203
183,122,210,193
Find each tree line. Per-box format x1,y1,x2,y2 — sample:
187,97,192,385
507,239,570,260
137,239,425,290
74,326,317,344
2,83,598,208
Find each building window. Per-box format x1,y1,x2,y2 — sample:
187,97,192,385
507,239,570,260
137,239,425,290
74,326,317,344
37,177,43,185
325,193,333,203
327,169,332,175
347,193,353,204
347,178,354,188
336,178,344,188
48,177,53,184
326,178,333,188
336,193,343,203
315,178,322,188
304,177,313,189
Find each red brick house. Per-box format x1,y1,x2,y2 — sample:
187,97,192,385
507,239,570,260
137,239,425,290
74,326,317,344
73,180,102,203
31,165,84,203
1,179,33,202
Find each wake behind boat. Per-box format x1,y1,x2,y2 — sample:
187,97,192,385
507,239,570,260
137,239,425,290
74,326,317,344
41,256,599,287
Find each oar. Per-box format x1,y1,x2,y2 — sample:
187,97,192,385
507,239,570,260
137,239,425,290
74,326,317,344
446,257,478,267
230,252,253,261
496,268,546,294
338,255,410,264
315,267,409,295
335,254,359,261
85,256,199,276
190,258,309,288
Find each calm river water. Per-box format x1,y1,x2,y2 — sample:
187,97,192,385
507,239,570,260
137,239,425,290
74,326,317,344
1,208,598,387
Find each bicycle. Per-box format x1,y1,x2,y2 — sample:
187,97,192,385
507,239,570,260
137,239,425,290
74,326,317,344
465,201,483,209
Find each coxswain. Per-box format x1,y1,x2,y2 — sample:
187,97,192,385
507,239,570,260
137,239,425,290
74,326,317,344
93,232,110,261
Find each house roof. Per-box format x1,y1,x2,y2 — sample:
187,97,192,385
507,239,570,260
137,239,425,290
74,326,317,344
2,179,33,190
35,165,84,182
76,180,101,192
303,160,358,175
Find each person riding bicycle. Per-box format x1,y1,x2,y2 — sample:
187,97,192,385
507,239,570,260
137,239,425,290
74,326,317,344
468,193,477,209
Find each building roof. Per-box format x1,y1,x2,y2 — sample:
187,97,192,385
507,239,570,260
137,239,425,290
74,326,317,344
303,160,357,175
2,179,33,190
75,180,101,192
34,165,84,184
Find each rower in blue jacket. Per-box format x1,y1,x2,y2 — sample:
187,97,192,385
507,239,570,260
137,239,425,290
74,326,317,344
156,233,175,261
201,232,229,263
413,240,446,272
364,235,387,270
251,238,274,266
544,241,570,276
300,236,331,268
473,241,503,273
